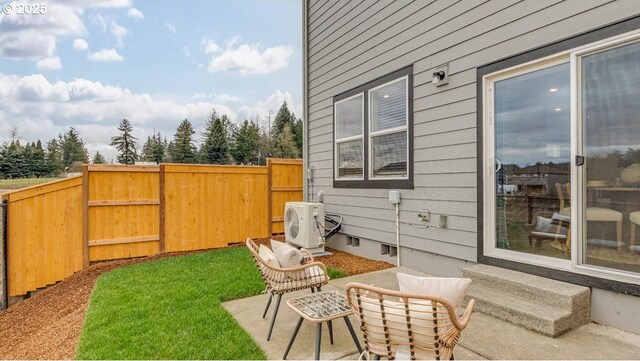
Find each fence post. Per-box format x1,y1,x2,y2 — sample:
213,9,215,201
82,165,90,268
1,198,7,310
159,164,165,253
267,158,273,236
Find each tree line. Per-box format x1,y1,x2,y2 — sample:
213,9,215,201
0,101,302,179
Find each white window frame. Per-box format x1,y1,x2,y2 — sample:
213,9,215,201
368,76,409,180
334,93,365,181
482,29,640,286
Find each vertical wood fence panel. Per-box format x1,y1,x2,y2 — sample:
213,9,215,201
86,165,160,262
3,177,83,297
162,164,270,252
269,159,304,234
3,159,302,298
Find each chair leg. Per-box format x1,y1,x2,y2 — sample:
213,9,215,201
267,294,283,341
616,221,623,252
311,287,315,293
344,316,362,353
327,320,334,345
262,294,273,319
317,286,322,292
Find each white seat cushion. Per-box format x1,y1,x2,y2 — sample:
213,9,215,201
258,244,280,269
397,273,471,309
559,207,622,222
630,211,640,225
270,239,303,268
587,207,622,222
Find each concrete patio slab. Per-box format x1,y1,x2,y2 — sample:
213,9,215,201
223,267,640,360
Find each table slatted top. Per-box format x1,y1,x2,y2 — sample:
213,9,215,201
286,291,353,322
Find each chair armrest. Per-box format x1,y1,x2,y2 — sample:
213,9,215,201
456,299,475,330
300,248,315,263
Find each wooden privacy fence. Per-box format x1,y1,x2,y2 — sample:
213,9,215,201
2,159,302,297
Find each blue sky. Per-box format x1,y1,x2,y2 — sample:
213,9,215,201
0,0,302,161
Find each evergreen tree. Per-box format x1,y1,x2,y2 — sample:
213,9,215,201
111,119,138,165
46,139,63,176
292,114,303,153
201,111,231,164
93,151,106,164
169,119,198,163
60,128,88,168
272,101,294,137
0,141,26,178
141,131,167,164
271,124,299,159
232,120,261,164
33,140,47,176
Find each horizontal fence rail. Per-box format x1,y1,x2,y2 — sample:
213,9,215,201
1,158,302,299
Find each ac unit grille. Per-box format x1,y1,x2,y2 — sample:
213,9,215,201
285,207,299,239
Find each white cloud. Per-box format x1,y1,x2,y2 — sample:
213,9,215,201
0,0,134,65
127,7,144,20
205,38,295,76
36,56,62,70
111,21,128,46
201,37,221,54
88,48,124,62
236,90,300,122
192,93,242,104
73,38,89,51
164,22,177,34
91,14,128,47
0,73,299,162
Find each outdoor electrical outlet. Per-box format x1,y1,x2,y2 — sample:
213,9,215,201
439,215,448,228
418,209,430,222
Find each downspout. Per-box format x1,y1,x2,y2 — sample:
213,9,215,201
395,202,401,267
302,0,310,202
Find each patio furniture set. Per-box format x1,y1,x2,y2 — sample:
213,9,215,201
246,238,476,360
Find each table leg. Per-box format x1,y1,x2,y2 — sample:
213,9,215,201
327,320,334,345
343,316,362,353
315,322,322,360
283,317,304,360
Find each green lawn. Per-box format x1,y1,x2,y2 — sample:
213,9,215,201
77,247,347,359
0,177,60,190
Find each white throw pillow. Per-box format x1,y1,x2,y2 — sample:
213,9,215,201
270,239,303,268
258,244,280,269
397,273,471,309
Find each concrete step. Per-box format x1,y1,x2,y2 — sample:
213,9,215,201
463,265,590,337
463,264,590,312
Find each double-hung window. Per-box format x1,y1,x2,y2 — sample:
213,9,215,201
333,66,413,188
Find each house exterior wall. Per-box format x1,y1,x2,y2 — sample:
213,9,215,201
303,0,640,333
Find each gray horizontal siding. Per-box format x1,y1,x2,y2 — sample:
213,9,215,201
306,0,640,263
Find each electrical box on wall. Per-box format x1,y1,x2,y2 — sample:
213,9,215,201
389,190,401,204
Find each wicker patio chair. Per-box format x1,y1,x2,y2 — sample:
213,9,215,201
246,238,329,340
345,282,475,360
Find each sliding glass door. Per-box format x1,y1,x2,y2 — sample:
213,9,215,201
493,62,571,260
484,30,640,281
579,39,640,274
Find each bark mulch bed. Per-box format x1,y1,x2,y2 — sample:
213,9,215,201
0,237,393,360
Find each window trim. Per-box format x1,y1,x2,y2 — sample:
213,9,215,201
368,76,410,180
477,15,640,296
332,65,414,189
334,93,365,181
